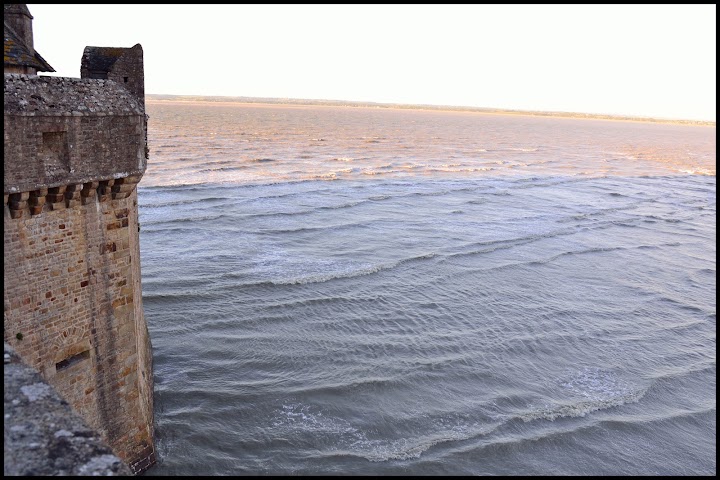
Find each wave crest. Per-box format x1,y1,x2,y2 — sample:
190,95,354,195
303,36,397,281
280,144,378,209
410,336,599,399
521,368,648,422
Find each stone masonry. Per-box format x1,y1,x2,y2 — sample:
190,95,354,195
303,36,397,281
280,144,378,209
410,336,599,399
4,5,155,474
4,343,133,476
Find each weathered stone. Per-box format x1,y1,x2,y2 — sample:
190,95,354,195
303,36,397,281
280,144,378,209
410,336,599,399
4,343,132,476
4,4,155,475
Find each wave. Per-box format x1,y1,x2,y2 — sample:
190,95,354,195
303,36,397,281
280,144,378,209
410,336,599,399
444,227,578,260
315,199,367,210
141,196,231,209
197,166,251,173
519,389,647,423
271,401,502,463
446,234,692,273
596,406,717,431
141,177,340,191
361,169,402,176
676,168,715,176
261,294,372,311
341,426,502,462
142,291,221,305
218,252,438,287
524,242,685,267
311,172,340,179
140,225,201,235
428,167,494,173
483,368,648,428
485,147,539,153
620,282,715,317
266,254,435,285
281,376,400,396
141,212,232,226
260,221,367,235
268,368,648,463
646,362,716,383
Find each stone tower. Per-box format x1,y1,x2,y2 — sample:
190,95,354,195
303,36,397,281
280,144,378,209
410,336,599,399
4,4,156,474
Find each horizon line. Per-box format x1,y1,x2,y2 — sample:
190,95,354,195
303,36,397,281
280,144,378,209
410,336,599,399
143,94,716,127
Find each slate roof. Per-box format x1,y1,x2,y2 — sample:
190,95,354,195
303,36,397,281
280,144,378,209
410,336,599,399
4,21,54,72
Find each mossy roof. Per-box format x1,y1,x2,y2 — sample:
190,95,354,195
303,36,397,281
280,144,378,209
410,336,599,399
3,21,54,72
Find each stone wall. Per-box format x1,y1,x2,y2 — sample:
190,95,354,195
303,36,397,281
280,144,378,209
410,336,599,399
4,74,146,194
4,342,133,476
3,183,155,473
4,69,155,473
81,44,145,110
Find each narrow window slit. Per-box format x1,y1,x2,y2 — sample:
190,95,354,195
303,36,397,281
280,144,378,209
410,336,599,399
56,350,90,371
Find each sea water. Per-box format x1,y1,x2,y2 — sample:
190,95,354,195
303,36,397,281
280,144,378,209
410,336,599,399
140,101,715,475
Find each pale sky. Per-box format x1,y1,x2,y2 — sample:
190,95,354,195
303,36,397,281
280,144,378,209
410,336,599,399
27,4,716,121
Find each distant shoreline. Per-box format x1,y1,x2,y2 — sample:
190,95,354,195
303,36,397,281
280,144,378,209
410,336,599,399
145,94,715,127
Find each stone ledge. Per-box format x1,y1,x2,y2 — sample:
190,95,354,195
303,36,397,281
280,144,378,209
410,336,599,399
4,342,133,476
5,174,141,218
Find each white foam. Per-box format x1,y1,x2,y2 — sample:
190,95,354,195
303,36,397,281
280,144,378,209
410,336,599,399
272,403,360,436
521,368,647,422
272,402,500,462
